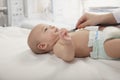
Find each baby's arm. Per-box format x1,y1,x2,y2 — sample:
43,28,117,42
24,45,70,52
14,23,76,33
53,28,75,62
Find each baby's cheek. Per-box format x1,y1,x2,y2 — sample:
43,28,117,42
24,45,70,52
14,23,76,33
48,34,57,40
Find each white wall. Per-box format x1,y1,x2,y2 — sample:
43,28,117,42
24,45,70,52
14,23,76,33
22,0,120,27
24,0,84,26
84,0,120,8
83,0,120,15
5,0,120,26
24,0,120,26
24,0,53,20
52,0,83,26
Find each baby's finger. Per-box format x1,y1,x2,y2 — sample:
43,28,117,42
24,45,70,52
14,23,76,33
59,30,71,40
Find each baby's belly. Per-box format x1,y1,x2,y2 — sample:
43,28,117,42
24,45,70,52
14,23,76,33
75,47,92,58
71,29,92,58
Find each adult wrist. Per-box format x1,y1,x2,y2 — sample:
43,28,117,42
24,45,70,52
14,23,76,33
99,13,117,24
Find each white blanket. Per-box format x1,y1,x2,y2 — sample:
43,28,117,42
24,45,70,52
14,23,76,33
0,26,120,80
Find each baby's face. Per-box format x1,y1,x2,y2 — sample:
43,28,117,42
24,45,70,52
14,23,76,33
36,24,60,46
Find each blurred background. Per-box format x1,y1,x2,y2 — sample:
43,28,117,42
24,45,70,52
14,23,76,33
0,0,120,27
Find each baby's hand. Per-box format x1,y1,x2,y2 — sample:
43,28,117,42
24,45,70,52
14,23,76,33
59,28,71,40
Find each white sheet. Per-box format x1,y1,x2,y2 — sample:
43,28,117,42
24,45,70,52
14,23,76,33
0,26,120,80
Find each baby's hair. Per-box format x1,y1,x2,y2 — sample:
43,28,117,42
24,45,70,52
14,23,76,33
28,31,40,54
27,24,47,54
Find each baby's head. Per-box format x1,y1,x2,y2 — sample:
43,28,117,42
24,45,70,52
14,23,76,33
28,24,60,54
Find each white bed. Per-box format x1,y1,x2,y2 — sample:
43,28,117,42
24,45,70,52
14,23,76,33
0,26,120,80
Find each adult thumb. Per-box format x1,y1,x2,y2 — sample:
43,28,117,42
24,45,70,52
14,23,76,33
78,21,90,29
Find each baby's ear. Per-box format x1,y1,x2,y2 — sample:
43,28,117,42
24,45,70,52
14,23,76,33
37,43,47,50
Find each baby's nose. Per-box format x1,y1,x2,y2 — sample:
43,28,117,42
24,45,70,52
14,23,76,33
50,26,55,29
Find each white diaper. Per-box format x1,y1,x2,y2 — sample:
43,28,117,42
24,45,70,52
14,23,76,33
88,27,120,59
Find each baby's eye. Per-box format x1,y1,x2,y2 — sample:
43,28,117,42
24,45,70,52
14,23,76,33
44,28,48,32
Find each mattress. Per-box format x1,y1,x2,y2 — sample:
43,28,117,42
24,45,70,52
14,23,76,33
0,26,120,80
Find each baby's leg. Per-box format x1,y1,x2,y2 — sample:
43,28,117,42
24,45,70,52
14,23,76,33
104,39,120,58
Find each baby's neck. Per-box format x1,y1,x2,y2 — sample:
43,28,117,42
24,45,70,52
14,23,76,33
49,36,60,51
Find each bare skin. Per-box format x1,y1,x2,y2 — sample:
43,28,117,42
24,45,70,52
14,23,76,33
76,13,117,29
104,39,120,58
53,29,91,61
69,29,91,57
28,24,120,62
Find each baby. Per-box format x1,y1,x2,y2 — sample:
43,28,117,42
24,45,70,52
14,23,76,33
28,24,120,61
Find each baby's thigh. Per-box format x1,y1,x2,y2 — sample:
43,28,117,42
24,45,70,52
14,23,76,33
104,39,120,58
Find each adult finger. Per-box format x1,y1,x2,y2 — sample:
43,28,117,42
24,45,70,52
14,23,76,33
76,15,86,28
77,21,90,29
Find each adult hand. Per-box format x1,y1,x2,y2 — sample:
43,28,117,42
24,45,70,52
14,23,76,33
76,13,117,29
76,13,99,28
